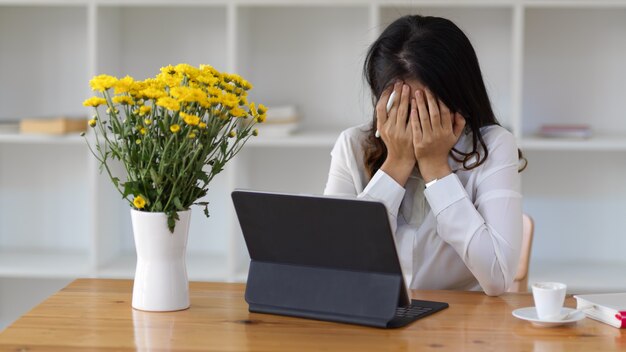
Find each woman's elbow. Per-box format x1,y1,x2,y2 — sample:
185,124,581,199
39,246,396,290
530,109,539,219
481,281,507,297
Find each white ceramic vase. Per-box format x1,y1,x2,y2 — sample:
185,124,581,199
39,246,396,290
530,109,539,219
130,209,191,311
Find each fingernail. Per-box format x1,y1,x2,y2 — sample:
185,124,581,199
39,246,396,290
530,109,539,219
416,90,421,97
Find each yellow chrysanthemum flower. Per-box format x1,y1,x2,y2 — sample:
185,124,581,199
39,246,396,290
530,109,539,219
175,63,200,80
252,128,259,136
89,74,118,92
198,122,207,129
114,75,134,94
181,112,200,126
88,118,97,127
112,95,134,105
170,124,181,133
249,102,258,116
199,64,219,77
197,72,219,86
198,97,212,109
228,130,236,138
220,74,230,83
240,79,253,91
230,107,247,118
139,106,152,116
133,195,146,209
156,97,180,111
144,118,152,125
141,87,167,100
239,95,248,106
161,65,177,75
207,87,222,97
144,78,167,90
208,97,222,107
221,83,235,93
140,128,147,135
257,104,268,115
157,65,183,87
136,139,142,145
83,97,107,107
128,81,148,99
255,114,266,123
188,133,196,139
170,86,205,104
222,94,239,109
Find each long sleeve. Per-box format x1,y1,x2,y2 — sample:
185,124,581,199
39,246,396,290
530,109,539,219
424,132,522,296
324,131,405,234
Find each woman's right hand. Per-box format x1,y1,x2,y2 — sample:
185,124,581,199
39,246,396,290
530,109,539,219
377,81,416,186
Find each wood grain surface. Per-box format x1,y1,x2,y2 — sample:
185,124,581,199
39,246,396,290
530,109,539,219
0,279,624,351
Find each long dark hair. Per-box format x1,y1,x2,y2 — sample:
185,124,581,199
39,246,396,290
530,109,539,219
363,15,525,178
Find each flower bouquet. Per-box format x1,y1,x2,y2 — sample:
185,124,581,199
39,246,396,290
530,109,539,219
82,63,266,311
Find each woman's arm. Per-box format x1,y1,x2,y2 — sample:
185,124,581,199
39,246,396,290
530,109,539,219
323,131,406,234
424,132,522,296
410,89,522,295
324,81,415,234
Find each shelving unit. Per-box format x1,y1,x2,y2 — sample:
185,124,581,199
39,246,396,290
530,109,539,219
1,0,626,292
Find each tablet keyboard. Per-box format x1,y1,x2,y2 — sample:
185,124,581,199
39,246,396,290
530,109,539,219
386,300,447,328
395,305,433,318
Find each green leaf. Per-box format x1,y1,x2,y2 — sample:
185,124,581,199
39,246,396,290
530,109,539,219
167,215,175,233
122,181,140,198
149,168,160,185
173,196,184,211
200,202,210,218
166,210,180,233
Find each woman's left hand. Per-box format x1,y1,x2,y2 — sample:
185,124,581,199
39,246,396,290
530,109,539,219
410,89,466,182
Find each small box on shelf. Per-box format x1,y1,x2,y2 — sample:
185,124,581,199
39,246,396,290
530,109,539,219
255,105,299,137
20,117,88,135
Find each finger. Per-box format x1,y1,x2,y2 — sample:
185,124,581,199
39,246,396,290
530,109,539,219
375,83,395,132
425,89,441,131
439,99,452,132
410,98,421,142
396,84,410,129
416,90,431,134
387,81,403,127
453,113,467,137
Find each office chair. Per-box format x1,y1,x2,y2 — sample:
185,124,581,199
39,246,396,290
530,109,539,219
509,213,535,293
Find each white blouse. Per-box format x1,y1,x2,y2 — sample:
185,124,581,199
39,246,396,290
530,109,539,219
323,123,522,296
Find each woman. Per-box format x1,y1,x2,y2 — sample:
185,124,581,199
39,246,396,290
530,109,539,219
324,15,524,296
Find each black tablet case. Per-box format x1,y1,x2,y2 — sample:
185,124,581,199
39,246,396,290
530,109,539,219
232,190,445,328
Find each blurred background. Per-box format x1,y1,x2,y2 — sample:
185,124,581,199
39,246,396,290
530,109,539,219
2,0,626,330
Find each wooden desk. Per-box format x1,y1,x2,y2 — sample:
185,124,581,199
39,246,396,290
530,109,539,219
0,279,624,351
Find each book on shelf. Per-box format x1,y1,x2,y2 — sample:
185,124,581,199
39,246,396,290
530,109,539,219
574,292,626,328
538,124,592,139
20,117,88,135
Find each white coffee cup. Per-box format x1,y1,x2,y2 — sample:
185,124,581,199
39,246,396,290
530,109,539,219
532,282,567,320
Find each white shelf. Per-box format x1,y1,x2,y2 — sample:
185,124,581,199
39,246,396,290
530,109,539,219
248,130,340,148
0,0,625,291
529,261,626,294
0,133,85,144
0,250,90,278
97,252,231,282
521,134,626,151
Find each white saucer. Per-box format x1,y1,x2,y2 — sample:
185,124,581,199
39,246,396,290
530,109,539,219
512,307,585,327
